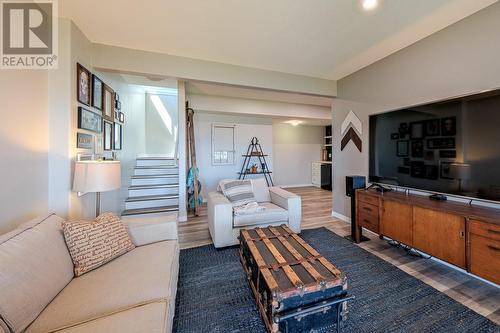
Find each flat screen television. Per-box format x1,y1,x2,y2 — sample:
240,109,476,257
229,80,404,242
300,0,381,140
369,89,500,203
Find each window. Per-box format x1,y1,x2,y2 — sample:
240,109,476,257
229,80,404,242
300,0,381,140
212,124,235,165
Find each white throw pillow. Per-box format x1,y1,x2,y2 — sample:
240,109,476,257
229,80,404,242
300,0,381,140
252,177,271,202
218,179,256,207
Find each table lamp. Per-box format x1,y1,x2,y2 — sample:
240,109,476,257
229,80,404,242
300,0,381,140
73,160,121,217
449,163,471,193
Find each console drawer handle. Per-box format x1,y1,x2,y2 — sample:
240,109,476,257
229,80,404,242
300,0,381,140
362,207,372,212
487,245,500,253
488,229,500,235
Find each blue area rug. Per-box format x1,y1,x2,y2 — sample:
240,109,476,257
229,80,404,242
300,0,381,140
173,228,499,333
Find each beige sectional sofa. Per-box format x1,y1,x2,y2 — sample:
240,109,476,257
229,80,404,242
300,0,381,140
0,213,179,333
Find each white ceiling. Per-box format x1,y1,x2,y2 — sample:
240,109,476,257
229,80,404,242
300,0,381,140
61,0,496,81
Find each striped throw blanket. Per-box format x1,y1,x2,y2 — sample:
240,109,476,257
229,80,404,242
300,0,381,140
218,179,255,207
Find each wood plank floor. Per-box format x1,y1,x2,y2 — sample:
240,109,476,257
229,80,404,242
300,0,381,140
179,186,500,324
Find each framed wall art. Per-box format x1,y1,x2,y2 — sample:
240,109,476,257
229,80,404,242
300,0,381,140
104,121,113,151
114,123,122,150
410,161,425,178
91,75,103,110
410,121,424,139
396,140,409,157
78,107,102,133
411,140,424,158
427,138,455,149
102,85,115,122
424,165,439,180
118,112,125,123
424,150,435,161
76,132,94,149
441,116,457,136
399,123,409,138
397,166,410,175
424,119,440,137
439,150,457,158
77,63,91,105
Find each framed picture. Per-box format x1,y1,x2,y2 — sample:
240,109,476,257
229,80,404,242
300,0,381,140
119,112,125,123
399,123,409,138
102,85,115,122
424,150,435,161
78,107,102,133
91,75,103,110
441,116,457,136
77,63,91,105
410,161,425,178
427,138,455,149
410,121,424,139
104,121,113,151
424,165,439,180
76,132,94,149
440,161,454,179
113,123,122,150
397,166,410,175
424,119,440,137
391,133,399,140
411,140,424,158
397,140,409,157
95,136,103,155
403,157,411,166
440,150,457,158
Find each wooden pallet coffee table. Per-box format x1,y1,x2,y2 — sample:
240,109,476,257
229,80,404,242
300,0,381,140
239,225,352,333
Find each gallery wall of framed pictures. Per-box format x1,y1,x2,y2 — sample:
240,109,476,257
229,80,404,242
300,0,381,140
76,62,125,154
390,116,458,181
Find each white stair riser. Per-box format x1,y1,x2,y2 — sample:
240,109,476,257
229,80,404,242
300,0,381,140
129,187,178,197
122,211,178,219
136,159,177,167
125,198,179,210
134,168,178,176
131,177,178,186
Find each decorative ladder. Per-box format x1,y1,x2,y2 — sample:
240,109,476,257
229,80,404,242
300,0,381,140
238,137,274,186
121,156,179,217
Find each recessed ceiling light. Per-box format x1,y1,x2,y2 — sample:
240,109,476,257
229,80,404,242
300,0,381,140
285,120,303,127
362,0,378,11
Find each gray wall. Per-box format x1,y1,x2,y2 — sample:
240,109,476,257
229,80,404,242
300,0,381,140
273,124,323,186
332,2,500,218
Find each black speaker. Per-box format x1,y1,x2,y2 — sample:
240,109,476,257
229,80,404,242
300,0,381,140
346,175,366,197
345,175,368,243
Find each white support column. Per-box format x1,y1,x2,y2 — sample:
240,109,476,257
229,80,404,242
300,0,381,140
177,81,188,222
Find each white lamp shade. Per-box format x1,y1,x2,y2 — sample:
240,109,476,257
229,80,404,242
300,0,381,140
449,163,471,180
73,161,121,193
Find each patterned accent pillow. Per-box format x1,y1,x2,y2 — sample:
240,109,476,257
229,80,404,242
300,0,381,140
62,213,135,276
218,179,256,207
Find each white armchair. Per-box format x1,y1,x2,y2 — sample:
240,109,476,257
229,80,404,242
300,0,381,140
207,179,301,248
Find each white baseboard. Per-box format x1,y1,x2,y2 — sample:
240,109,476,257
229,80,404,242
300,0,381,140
331,211,351,223
280,183,314,188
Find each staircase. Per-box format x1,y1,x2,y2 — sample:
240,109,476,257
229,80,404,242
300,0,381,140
121,156,179,218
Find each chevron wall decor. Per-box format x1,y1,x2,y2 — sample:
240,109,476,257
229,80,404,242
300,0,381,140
341,111,362,152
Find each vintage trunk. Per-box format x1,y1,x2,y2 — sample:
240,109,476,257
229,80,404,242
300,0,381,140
239,225,351,333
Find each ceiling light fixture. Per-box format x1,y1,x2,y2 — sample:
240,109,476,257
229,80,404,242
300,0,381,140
362,0,378,11
285,120,303,127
